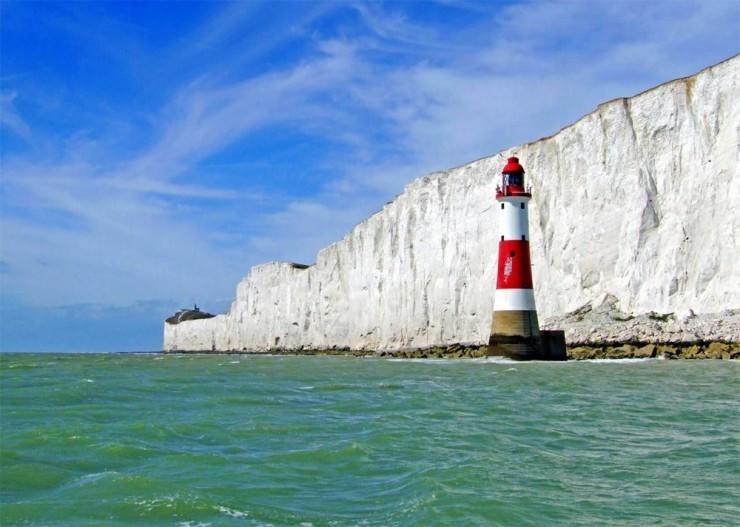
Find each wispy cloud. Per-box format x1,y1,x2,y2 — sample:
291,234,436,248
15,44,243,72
0,92,31,140
1,27,366,307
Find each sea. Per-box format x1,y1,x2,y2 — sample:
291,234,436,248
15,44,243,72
1,353,738,527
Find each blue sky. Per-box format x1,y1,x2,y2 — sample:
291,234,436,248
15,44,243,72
1,0,738,352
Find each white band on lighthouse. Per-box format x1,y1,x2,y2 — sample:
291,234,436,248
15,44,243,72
493,288,537,311
500,198,530,240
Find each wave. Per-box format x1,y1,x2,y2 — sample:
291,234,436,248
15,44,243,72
577,357,664,363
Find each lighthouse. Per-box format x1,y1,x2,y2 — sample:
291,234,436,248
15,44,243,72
488,156,566,360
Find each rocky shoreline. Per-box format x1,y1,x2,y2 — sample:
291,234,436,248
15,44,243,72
166,340,740,360
565,341,739,360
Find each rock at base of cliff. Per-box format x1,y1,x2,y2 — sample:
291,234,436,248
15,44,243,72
566,341,739,360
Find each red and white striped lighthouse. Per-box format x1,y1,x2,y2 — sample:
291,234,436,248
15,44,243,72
488,157,565,360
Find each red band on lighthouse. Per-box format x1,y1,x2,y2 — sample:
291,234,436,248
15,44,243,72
496,240,533,289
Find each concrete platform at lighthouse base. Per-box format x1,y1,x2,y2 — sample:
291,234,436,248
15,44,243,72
487,330,567,361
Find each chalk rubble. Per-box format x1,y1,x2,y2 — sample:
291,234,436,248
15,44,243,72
165,56,739,352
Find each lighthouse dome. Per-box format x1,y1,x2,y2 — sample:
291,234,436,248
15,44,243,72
502,157,525,174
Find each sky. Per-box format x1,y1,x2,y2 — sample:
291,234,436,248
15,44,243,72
1,0,738,352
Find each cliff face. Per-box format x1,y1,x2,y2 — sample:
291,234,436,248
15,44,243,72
165,56,739,352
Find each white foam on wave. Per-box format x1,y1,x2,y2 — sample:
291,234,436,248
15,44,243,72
66,470,117,488
387,358,444,363
479,356,518,364
391,356,669,365
215,505,248,518
388,358,482,365
578,357,661,364
388,356,519,365
134,495,182,511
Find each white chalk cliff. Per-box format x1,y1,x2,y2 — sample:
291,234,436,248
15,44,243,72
165,56,739,352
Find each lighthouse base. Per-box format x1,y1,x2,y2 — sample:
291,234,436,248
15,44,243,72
487,330,567,361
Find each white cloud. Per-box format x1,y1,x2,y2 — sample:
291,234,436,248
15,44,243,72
0,92,31,139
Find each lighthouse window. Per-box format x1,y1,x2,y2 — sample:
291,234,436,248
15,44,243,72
521,203,525,209
500,235,504,241
521,235,526,240
509,251,516,257
501,203,505,210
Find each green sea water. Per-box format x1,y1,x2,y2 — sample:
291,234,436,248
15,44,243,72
1,353,738,527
